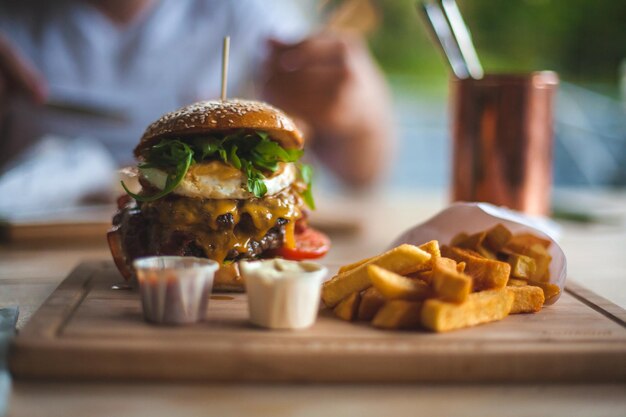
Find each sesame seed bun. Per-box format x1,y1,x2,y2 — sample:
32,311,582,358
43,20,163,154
135,99,304,158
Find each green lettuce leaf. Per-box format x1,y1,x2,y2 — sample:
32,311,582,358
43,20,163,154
121,140,194,202
125,131,315,206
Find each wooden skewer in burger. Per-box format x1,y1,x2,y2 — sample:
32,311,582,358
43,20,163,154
108,37,330,291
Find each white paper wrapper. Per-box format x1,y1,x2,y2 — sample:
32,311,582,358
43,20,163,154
391,202,567,305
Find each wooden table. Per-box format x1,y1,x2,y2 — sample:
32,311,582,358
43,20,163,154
2,190,626,417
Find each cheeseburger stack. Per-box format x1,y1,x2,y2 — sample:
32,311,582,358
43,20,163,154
108,99,329,291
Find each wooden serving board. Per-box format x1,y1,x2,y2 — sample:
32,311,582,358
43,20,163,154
9,261,626,383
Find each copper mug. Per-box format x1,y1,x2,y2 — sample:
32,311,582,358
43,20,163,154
450,72,559,215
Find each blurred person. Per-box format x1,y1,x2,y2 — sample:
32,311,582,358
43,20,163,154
263,33,393,188
0,0,394,209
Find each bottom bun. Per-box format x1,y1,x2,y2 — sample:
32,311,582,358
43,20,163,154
213,263,245,292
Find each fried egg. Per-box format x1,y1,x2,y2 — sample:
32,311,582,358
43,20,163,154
139,161,297,199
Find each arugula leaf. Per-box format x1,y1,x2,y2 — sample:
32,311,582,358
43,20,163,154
254,139,290,161
254,136,302,164
228,145,241,169
122,140,193,202
286,148,304,161
256,131,269,141
300,163,313,184
248,177,268,197
250,150,279,172
299,163,315,210
191,137,221,160
243,160,267,198
301,188,315,210
125,131,316,204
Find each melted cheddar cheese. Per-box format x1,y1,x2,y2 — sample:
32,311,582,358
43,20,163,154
140,188,302,262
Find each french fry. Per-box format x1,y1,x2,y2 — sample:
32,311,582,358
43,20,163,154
477,246,497,260
528,280,561,304
372,300,422,330
398,240,440,276
434,256,456,270
432,258,472,303
440,245,510,291
408,270,433,284
507,286,544,314
450,232,469,247
484,223,513,252
503,252,537,280
357,286,386,321
322,244,431,307
454,231,493,259
455,231,485,249
333,292,361,321
507,278,528,287
505,241,551,281
510,233,551,249
531,244,552,281
368,265,432,301
339,242,438,276
332,227,556,333
418,240,441,260
421,289,514,332
338,255,376,274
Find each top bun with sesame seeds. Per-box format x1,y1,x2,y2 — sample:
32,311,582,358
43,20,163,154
134,99,304,158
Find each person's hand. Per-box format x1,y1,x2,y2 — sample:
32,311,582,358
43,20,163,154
262,33,394,187
0,34,47,110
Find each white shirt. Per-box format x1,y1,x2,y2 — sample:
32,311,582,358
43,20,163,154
0,0,308,165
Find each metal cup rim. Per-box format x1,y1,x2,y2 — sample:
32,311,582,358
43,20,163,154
133,256,220,272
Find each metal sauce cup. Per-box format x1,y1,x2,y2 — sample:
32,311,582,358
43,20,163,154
451,72,559,215
133,256,218,325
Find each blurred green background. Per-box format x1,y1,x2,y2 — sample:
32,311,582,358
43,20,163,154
368,0,626,97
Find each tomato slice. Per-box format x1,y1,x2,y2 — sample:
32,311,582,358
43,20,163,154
274,227,330,260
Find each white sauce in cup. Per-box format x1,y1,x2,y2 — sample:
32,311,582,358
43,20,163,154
240,259,328,330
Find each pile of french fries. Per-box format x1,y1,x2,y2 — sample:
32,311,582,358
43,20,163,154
322,224,561,332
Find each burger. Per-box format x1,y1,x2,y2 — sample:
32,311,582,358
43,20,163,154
107,99,330,291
